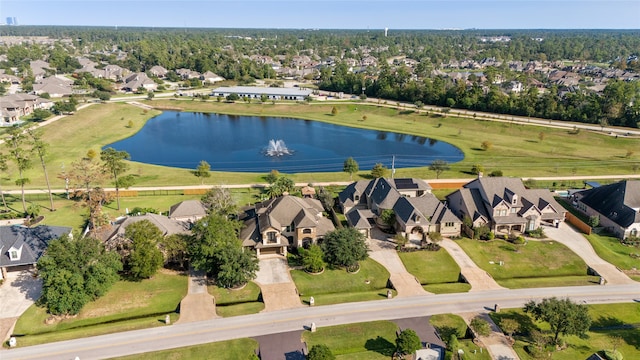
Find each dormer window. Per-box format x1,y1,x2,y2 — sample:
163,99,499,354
415,216,421,223
354,195,360,201
512,194,518,205
9,250,19,260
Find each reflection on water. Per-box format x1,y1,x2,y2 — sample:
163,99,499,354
106,111,464,173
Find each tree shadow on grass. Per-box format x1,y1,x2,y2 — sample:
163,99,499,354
490,312,538,337
364,336,395,357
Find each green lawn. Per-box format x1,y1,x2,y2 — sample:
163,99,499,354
6,100,640,191
585,232,640,273
111,338,259,360
291,258,393,305
398,249,470,293
455,238,596,288
429,314,491,360
12,272,187,347
491,303,640,360
303,321,399,359
208,281,264,317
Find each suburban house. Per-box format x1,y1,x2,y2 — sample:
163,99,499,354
239,195,335,256
211,86,312,101
446,176,566,234
120,72,157,92
149,65,168,78
0,93,54,126
176,68,201,79
168,200,208,222
33,76,74,97
574,180,640,239
200,71,225,84
99,213,191,246
0,225,72,280
29,60,52,82
339,178,461,239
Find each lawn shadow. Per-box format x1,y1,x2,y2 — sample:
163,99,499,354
364,336,395,357
490,312,538,336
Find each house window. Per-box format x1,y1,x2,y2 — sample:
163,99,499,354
445,222,455,227
511,208,517,214
354,195,360,201
9,250,18,260
631,229,638,237
266,231,278,244
302,228,312,234
285,223,295,232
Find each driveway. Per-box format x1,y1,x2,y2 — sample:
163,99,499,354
440,239,505,291
543,223,635,285
255,257,302,311
0,270,42,341
253,330,306,360
460,312,519,360
368,227,429,297
176,268,216,324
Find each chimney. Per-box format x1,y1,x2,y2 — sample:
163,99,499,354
477,171,483,179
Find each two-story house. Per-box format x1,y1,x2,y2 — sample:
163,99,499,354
239,195,335,256
446,176,566,234
339,178,461,239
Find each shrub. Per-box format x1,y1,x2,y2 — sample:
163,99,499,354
513,236,525,245
128,207,159,215
470,317,491,336
481,140,493,151
488,170,503,177
527,227,546,238
428,231,442,242
588,215,600,227
471,164,484,175
487,231,495,240
602,349,623,360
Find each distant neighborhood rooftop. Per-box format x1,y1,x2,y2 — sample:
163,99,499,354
212,86,312,97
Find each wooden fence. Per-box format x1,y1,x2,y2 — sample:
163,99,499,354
565,212,592,235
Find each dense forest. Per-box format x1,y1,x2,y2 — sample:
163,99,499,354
2,26,640,127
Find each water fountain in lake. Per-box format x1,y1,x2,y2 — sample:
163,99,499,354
264,139,293,157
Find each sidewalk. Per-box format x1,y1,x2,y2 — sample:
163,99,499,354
440,239,505,291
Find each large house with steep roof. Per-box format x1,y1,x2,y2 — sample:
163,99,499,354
446,176,566,234
239,195,335,256
168,200,207,222
574,180,640,239
99,213,191,248
0,225,72,280
339,178,461,239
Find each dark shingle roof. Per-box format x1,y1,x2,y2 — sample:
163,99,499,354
0,225,72,267
579,180,640,228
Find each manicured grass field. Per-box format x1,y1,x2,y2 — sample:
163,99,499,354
303,321,399,359
398,249,470,294
6,100,640,191
208,281,264,317
491,303,640,360
585,233,640,273
291,259,393,305
111,338,259,360
12,272,187,347
455,238,596,288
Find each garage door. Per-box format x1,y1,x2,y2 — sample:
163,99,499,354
260,247,280,256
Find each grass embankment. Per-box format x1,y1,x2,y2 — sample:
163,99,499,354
584,233,640,281
398,250,471,294
111,338,259,360
291,259,395,305
303,321,399,360
208,281,264,317
430,314,491,360
12,272,187,347
491,303,640,360
6,101,640,192
455,238,599,288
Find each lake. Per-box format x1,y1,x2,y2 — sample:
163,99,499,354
106,111,464,173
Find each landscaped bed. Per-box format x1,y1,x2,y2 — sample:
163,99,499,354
291,258,395,305
491,303,640,360
455,238,599,288
207,281,264,317
111,338,259,360
398,249,471,293
11,272,187,347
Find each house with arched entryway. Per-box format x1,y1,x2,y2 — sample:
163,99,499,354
446,176,566,235
239,195,335,256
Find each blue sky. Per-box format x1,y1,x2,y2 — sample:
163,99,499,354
2,0,639,29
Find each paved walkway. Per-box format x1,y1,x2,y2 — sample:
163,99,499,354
253,330,305,360
543,223,635,285
368,228,428,297
440,239,505,291
176,269,216,323
461,312,519,360
254,257,303,311
0,270,42,342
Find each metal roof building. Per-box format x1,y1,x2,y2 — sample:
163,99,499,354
211,86,312,100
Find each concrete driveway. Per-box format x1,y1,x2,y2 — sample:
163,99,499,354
543,223,635,285
255,257,302,311
440,239,505,291
0,270,42,341
253,330,306,360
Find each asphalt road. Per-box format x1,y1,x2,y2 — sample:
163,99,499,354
3,283,639,360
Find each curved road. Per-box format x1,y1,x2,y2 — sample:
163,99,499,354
3,284,639,360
